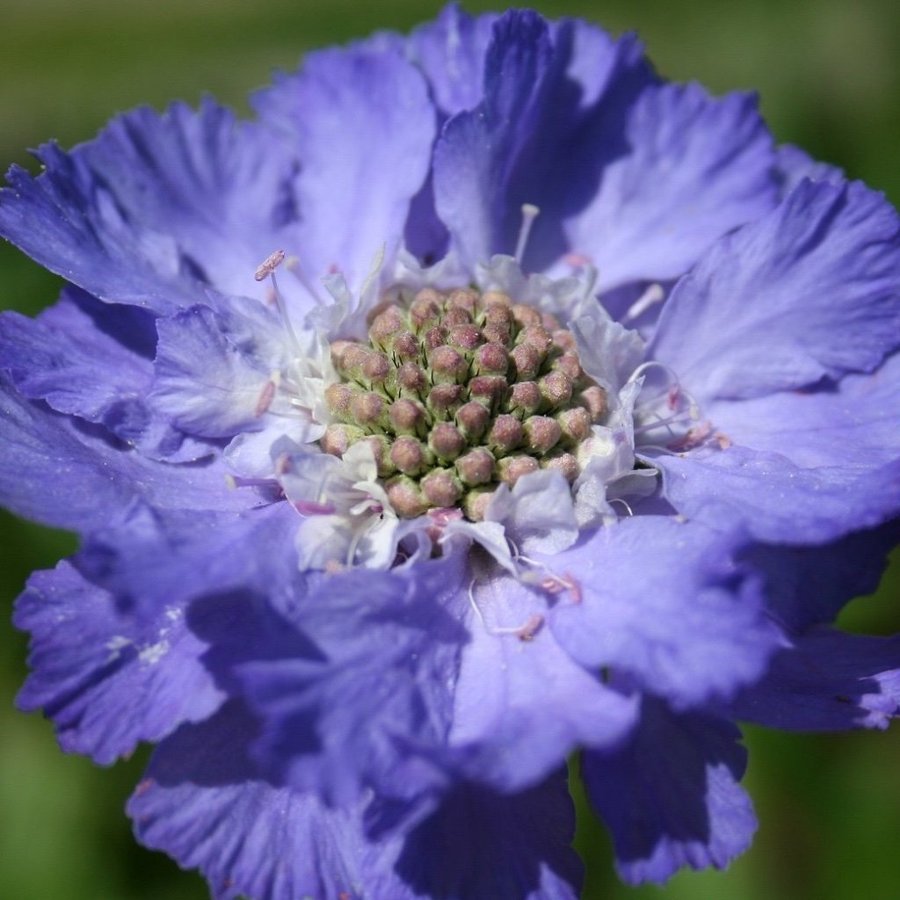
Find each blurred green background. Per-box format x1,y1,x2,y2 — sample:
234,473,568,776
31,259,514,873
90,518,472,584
1,1,899,898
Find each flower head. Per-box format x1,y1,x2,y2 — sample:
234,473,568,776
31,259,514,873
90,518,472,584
2,5,900,898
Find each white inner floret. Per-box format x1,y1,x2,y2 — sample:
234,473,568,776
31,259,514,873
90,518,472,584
227,244,718,572
319,284,608,522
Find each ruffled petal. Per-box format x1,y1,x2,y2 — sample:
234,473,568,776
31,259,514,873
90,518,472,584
150,305,278,438
651,178,900,402
450,571,639,791
655,445,900,544
236,554,469,809
73,501,300,617
433,7,552,266
548,517,783,707
0,290,151,426
128,701,373,900
130,701,582,900
407,4,498,115
0,288,212,460
567,83,777,291
13,500,302,764
707,350,900,471
0,375,251,532
730,628,900,731
746,520,900,633
433,11,654,271
392,769,583,900
774,144,844,197
14,561,224,764
658,351,900,542
584,699,756,884
253,45,436,292
0,100,299,313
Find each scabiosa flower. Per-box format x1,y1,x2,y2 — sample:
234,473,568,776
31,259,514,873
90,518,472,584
2,4,899,897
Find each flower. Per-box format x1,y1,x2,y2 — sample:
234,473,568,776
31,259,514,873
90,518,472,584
2,4,899,897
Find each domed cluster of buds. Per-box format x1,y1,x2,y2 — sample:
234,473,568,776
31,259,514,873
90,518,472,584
320,287,608,520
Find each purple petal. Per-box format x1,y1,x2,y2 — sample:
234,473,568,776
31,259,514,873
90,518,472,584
0,288,211,460
450,571,638,791
707,349,900,472
651,178,900,402
567,83,777,291
659,351,900,542
73,501,299,617
392,769,583,900
407,4,498,115
432,10,555,266
0,290,152,426
0,100,298,313
433,11,654,270
131,700,581,900
0,375,251,532
747,520,900,633
129,701,375,900
150,305,277,438
730,628,900,731
584,698,756,884
775,144,844,197
14,562,224,764
237,554,469,809
548,517,782,707
253,45,436,290
655,445,900,544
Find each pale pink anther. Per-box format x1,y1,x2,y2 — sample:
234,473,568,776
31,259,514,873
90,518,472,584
254,249,285,282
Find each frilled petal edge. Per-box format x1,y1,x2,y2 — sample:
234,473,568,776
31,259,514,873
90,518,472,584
584,699,756,884
651,178,900,402
730,628,900,731
548,517,783,707
14,562,224,764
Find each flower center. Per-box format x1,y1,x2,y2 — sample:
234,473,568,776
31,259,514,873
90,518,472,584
319,286,607,520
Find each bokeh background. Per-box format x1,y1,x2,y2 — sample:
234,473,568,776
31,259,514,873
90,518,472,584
1,1,899,898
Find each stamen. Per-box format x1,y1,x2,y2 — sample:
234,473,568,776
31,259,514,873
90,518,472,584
254,249,286,282
608,497,634,517
293,499,338,515
514,554,582,604
624,283,665,322
254,373,281,417
255,250,304,364
466,578,546,641
514,203,540,265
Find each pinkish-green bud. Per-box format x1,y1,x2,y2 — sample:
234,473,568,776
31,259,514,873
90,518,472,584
455,448,495,486
429,423,466,460
390,436,430,476
456,401,490,440
579,384,608,422
523,415,562,454
497,454,539,486
488,414,524,454
388,398,426,435
421,469,462,507
539,370,573,406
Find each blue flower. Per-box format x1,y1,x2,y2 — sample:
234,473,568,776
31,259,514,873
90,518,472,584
3,6,900,898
